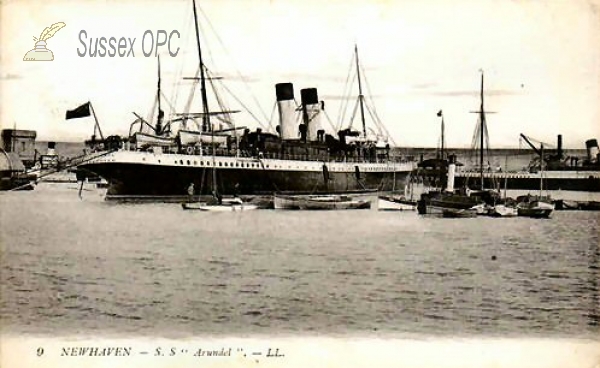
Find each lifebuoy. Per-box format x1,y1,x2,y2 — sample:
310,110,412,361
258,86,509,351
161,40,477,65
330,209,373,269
186,146,194,155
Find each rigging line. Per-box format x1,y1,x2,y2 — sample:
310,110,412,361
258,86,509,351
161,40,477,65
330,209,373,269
171,8,194,114
338,71,358,132
266,100,277,133
206,68,232,120
207,70,232,129
484,118,491,156
183,67,201,119
217,80,267,130
159,90,177,111
200,8,268,129
323,110,338,133
470,117,480,155
347,97,360,131
364,103,396,146
196,14,217,75
363,101,385,137
360,63,386,133
360,68,396,146
337,54,357,130
147,95,158,125
197,6,269,123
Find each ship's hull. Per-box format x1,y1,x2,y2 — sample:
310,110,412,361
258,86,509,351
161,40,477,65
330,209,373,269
455,171,600,192
80,150,413,200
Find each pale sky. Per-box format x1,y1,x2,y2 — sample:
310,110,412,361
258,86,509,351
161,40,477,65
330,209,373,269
1,0,599,148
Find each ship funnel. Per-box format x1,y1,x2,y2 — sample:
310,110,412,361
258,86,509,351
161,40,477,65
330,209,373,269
586,138,599,163
275,83,297,140
300,88,323,141
557,134,562,158
47,141,56,156
446,154,456,192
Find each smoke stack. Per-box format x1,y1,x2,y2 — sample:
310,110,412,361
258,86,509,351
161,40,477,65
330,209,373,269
557,134,562,158
446,154,456,192
47,141,56,156
586,138,599,163
275,83,296,140
300,88,322,141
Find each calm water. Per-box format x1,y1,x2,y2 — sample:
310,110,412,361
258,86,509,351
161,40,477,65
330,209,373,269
1,183,598,338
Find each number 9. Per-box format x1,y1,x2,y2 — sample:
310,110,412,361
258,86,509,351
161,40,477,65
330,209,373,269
36,347,44,357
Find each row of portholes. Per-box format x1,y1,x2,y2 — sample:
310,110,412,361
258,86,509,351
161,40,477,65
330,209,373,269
171,159,265,168
164,159,389,172
149,158,389,172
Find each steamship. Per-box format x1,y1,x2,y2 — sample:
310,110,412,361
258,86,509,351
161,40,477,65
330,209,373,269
454,135,600,192
79,0,415,201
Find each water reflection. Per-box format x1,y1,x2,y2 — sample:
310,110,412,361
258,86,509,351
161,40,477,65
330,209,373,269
587,240,599,328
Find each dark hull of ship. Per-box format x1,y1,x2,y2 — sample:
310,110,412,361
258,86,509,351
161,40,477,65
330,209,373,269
81,162,411,201
454,174,600,192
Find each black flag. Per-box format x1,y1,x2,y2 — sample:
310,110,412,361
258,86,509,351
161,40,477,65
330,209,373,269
66,102,91,120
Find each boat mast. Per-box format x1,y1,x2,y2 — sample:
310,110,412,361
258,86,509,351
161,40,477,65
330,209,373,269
192,0,211,134
503,155,508,199
479,71,485,191
540,143,544,196
440,111,445,160
355,44,367,139
192,0,217,196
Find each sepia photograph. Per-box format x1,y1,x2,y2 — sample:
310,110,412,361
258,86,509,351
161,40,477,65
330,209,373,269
1,0,599,367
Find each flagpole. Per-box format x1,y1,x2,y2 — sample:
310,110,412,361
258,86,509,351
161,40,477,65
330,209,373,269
88,101,104,140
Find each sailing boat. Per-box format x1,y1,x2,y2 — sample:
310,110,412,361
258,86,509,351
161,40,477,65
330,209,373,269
415,113,449,215
487,155,517,217
416,109,483,216
516,144,554,218
181,0,256,212
377,185,416,211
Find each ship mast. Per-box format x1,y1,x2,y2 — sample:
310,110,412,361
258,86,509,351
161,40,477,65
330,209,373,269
355,44,367,139
193,0,210,134
156,55,164,134
469,70,496,190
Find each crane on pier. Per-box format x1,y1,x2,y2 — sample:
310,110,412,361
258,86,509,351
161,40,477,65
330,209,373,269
519,133,555,157
520,133,570,170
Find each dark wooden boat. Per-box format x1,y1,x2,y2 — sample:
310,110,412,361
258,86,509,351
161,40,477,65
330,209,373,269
516,194,554,218
273,194,371,210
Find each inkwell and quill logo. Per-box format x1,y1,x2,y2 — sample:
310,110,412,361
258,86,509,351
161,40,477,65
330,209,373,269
23,22,66,61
